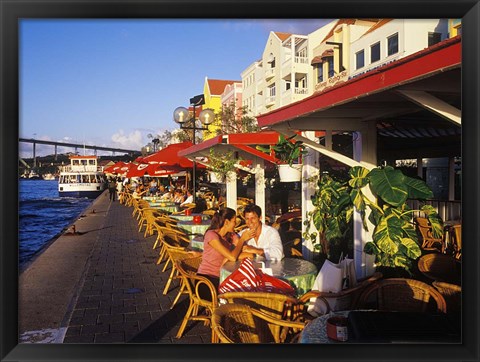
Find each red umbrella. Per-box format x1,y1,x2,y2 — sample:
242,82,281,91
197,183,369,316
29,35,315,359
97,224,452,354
104,161,127,174
125,162,182,178
141,141,205,169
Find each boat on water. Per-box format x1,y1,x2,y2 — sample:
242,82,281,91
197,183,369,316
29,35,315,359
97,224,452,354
58,155,106,198
20,170,43,180
42,173,57,181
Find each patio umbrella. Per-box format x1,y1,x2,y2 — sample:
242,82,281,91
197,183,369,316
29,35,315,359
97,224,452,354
104,161,127,174
141,141,205,169
125,162,183,178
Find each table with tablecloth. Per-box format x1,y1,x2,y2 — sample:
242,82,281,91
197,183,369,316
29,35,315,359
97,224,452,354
219,257,317,296
170,213,211,222
176,220,211,240
147,201,180,214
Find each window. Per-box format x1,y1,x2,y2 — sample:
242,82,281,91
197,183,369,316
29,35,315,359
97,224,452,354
285,81,291,91
428,32,442,46
269,85,276,97
317,64,323,83
387,33,399,56
370,42,380,63
356,50,365,69
328,60,334,78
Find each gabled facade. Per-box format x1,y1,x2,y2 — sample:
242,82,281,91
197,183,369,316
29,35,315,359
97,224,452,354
203,77,239,139
311,19,379,93
221,81,243,114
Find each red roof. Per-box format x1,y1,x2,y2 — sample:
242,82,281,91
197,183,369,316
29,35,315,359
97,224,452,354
207,79,240,95
274,32,292,41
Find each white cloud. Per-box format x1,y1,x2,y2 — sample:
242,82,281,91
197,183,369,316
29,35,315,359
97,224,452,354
111,129,144,150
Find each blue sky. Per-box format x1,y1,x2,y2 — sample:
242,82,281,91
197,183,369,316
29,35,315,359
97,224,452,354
19,19,331,158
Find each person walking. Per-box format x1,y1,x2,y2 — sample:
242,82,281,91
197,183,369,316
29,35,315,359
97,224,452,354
108,178,117,202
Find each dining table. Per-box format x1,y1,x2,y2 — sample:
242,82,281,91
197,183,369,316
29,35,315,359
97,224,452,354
147,200,180,214
169,213,211,222
219,257,318,296
176,219,211,240
299,310,461,344
189,235,205,251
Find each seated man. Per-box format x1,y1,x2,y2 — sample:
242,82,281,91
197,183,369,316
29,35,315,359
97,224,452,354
180,189,194,208
238,204,284,261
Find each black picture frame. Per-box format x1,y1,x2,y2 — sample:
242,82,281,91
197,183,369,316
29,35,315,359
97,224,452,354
1,1,479,361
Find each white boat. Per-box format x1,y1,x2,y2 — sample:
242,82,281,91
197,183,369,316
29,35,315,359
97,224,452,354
43,173,56,180
58,155,106,198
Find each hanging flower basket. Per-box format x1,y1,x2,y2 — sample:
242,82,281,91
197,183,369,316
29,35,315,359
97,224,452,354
278,164,302,182
209,171,225,183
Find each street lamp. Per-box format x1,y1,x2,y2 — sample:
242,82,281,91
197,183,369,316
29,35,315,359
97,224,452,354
173,94,215,203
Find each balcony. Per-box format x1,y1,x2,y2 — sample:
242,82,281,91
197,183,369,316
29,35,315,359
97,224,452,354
294,87,308,95
265,95,275,107
295,56,308,64
265,68,275,80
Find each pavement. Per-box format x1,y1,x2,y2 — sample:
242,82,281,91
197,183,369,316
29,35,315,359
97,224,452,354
18,191,211,344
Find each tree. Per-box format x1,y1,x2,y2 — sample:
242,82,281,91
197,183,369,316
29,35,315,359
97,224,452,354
211,102,259,136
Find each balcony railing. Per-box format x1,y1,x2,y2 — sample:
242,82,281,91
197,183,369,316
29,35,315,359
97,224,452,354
294,87,308,95
265,68,275,80
295,56,308,64
265,95,275,107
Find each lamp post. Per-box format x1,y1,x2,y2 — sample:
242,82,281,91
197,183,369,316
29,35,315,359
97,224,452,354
173,94,214,203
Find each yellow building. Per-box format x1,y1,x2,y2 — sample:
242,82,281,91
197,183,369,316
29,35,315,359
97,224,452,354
202,77,239,139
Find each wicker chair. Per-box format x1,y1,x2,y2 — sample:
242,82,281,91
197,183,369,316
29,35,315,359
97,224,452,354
161,243,198,296
417,253,461,284
297,271,383,317
218,292,298,343
357,278,447,313
432,281,461,315
415,217,444,252
451,224,462,260
175,259,219,342
212,303,305,343
169,256,202,309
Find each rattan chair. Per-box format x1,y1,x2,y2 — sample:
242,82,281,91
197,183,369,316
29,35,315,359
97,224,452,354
212,303,305,343
357,278,447,313
432,281,461,315
161,243,195,295
218,292,298,343
169,256,202,309
451,224,462,260
175,259,219,342
415,217,444,252
417,253,461,284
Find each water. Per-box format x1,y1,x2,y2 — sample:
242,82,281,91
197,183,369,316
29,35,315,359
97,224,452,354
19,179,93,268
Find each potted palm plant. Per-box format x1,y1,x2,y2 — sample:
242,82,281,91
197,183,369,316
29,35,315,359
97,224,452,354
257,134,307,182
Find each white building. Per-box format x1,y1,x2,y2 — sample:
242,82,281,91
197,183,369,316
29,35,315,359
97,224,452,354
240,60,264,117
349,19,449,78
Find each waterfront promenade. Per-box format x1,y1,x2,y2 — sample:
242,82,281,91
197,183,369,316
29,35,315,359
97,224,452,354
19,191,210,344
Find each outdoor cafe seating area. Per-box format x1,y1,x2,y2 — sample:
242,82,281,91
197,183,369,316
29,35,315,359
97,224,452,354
114,185,461,344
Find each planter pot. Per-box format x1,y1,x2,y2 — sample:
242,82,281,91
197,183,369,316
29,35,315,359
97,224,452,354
209,171,225,183
278,164,302,182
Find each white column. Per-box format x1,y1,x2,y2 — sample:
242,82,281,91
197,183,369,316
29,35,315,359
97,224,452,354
254,158,266,224
353,122,377,279
301,131,320,261
417,157,423,178
225,171,237,212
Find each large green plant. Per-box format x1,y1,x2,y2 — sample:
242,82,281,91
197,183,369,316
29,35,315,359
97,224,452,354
304,165,443,275
207,148,238,182
257,134,307,166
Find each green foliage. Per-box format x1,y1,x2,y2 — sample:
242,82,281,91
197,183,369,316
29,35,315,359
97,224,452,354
211,103,259,136
207,148,238,182
257,134,308,166
304,165,443,275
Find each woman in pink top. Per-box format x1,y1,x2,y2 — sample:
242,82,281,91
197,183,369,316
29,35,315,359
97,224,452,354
197,208,255,298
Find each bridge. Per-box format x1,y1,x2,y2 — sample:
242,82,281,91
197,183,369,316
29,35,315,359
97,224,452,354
19,138,140,167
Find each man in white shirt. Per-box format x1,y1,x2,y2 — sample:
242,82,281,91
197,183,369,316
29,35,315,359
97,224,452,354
180,189,194,207
239,204,284,261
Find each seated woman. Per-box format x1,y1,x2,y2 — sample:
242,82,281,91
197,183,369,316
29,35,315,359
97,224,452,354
197,208,255,299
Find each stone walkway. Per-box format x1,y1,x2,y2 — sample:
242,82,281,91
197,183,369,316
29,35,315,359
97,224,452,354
62,199,211,344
